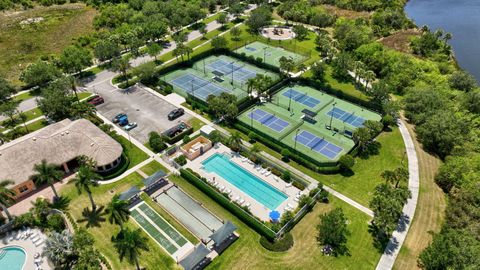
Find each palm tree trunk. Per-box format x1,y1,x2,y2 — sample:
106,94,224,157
135,257,141,270
87,191,96,211
1,203,12,220
50,183,59,198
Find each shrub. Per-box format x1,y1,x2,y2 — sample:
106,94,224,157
270,167,282,176
292,180,305,190
149,132,167,153
281,148,290,161
282,170,292,182
298,195,313,208
319,189,330,203
280,210,294,226
256,57,263,63
338,154,355,171
174,155,187,166
381,114,395,129
183,135,191,144
259,232,294,252
47,213,66,232
248,131,257,142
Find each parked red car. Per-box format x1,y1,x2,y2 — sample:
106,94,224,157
88,96,104,106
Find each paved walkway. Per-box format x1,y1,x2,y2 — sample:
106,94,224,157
376,118,420,270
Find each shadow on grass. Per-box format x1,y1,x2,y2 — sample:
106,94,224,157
77,206,106,228
368,223,391,253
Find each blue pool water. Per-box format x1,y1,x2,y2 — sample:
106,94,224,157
202,153,288,210
0,246,26,270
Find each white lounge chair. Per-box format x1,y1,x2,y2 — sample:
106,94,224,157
287,203,294,208
35,240,44,247
30,232,38,239
225,188,231,194
285,183,292,188
294,197,300,202
31,235,40,242
273,176,280,182
219,185,225,192
241,157,247,162
260,169,267,174
264,171,272,177
238,198,245,205
233,196,240,201
245,202,251,208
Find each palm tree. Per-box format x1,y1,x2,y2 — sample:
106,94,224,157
246,78,257,97
105,194,130,229
73,165,99,211
353,61,365,84
249,143,261,161
112,228,149,270
363,70,376,90
31,159,63,199
228,131,242,151
0,180,16,220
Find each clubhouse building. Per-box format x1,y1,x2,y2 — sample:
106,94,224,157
0,118,123,199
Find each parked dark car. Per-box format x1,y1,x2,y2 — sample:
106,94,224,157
118,115,129,126
168,108,184,120
112,113,127,123
88,96,104,106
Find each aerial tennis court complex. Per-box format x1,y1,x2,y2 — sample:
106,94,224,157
237,84,381,163
154,186,224,242
235,41,307,67
161,54,279,102
130,201,194,260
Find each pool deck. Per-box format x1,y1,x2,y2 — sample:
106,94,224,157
0,228,52,270
186,143,300,221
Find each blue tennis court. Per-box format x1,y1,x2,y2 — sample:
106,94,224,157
326,107,365,127
294,130,343,159
282,88,321,108
248,108,290,132
246,46,257,52
170,73,232,101
207,60,257,82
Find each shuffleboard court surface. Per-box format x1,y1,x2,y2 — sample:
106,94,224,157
138,203,187,246
157,194,213,241
248,108,290,132
326,107,366,127
294,130,343,160
166,187,223,231
282,88,321,108
130,208,178,255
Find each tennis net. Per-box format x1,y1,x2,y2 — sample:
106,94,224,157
260,114,275,125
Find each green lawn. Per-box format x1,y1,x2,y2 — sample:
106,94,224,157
12,92,35,102
59,172,181,270
140,160,170,175
115,135,149,169
167,174,381,270
187,117,206,132
78,92,93,100
316,127,405,206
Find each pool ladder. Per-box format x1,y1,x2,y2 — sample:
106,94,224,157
0,249,6,260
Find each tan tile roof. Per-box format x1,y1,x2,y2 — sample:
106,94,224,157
0,119,122,186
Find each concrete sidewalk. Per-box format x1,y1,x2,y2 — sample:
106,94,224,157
376,118,420,270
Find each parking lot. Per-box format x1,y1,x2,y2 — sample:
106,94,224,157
88,75,192,144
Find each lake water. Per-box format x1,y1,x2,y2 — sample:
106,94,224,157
405,0,480,82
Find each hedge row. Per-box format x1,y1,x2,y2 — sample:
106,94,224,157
179,168,276,241
163,126,193,145
234,121,341,174
99,153,130,180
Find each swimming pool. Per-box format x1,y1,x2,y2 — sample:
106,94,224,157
0,246,26,270
202,153,288,210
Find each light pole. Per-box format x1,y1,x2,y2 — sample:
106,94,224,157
231,61,235,85
250,107,254,128
263,47,267,63
288,89,293,111
294,129,300,151
191,79,195,100
329,102,336,129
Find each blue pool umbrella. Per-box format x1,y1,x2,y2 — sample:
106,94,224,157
269,210,280,221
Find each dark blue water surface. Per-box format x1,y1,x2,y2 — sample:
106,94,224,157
405,0,480,82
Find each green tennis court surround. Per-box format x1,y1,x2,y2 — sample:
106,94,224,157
235,41,307,67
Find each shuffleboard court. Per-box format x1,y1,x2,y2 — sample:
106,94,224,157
170,73,232,101
156,194,213,241
248,108,290,132
294,130,343,160
138,203,187,246
235,41,306,68
326,107,366,127
166,186,223,231
282,88,321,108
130,202,192,259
